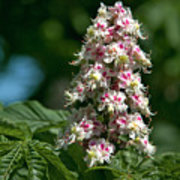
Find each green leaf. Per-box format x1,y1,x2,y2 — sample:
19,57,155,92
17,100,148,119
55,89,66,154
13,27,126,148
0,136,18,158
60,143,87,179
0,101,70,135
85,165,123,180
87,150,180,180
10,168,28,180
0,101,74,179
0,118,32,140
118,135,129,142
33,141,77,180
0,143,23,180
86,166,121,174
0,135,9,142
24,143,48,180
0,141,18,157
150,152,180,179
86,149,153,179
110,149,144,172
84,169,107,180
61,143,86,172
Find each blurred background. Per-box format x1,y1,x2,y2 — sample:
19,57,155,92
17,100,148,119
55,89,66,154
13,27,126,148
0,0,179,153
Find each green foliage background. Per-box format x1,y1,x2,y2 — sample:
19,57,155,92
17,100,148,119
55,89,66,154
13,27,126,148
0,0,179,178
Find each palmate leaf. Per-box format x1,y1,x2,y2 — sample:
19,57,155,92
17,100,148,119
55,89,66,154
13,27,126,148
24,143,48,180
0,101,70,135
0,101,76,179
33,141,77,180
0,140,77,180
0,143,23,180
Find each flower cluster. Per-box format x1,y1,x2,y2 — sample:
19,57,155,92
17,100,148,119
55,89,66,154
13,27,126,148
85,139,115,167
58,1,155,167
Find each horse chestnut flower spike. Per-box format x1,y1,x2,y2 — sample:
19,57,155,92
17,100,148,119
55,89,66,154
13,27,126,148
58,1,155,167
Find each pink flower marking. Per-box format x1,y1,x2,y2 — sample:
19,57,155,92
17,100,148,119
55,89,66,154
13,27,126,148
96,65,102,70
77,86,83,93
93,121,100,126
119,44,124,49
125,19,130,25
101,97,106,102
90,141,96,146
122,74,128,80
97,22,105,29
133,95,139,101
127,72,131,78
102,71,107,77
113,96,117,101
108,27,114,35
86,47,91,51
120,119,127,124
144,140,148,145
100,143,105,150
114,25,120,31
121,8,125,13
136,47,140,52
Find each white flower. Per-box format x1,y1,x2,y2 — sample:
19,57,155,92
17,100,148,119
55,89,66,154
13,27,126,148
65,81,86,105
109,1,127,17
108,115,129,139
129,93,151,116
84,138,115,167
83,63,113,90
127,113,148,139
84,43,106,61
98,3,108,17
118,70,145,94
132,45,152,68
138,136,156,155
70,116,104,141
98,90,127,113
